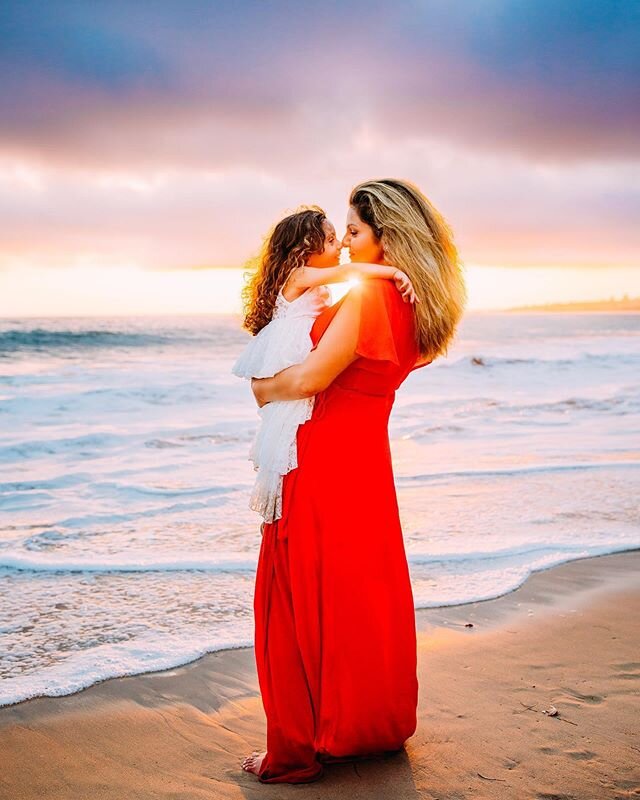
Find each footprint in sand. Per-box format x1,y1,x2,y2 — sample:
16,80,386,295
560,687,605,705
564,749,597,761
613,778,640,797
612,661,640,680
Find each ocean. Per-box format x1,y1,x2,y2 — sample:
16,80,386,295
1,306,638,707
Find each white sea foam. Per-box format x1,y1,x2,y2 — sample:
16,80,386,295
0,551,257,573
0,631,255,708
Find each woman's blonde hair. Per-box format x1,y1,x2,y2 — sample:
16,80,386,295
350,179,466,361
241,207,327,335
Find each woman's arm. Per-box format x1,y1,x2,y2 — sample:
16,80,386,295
291,264,417,303
251,286,364,407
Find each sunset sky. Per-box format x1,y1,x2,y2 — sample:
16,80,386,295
1,1,638,315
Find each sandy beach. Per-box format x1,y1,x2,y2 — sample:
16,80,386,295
1,550,639,800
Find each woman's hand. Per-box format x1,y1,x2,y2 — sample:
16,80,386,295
393,270,419,304
247,290,363,404
251,377,269,408
250,366,310,405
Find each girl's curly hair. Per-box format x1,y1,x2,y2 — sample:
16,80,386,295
241,206,327,335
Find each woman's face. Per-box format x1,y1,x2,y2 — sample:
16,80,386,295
306,220,342,268
343,206,385,264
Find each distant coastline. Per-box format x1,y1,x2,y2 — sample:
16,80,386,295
506,295,640,313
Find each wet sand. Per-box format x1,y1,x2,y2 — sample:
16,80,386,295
1,550,639,799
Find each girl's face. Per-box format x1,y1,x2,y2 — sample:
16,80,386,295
343,206,385,263
306,220,342,268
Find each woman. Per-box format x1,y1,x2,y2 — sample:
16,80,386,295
242,178,466,783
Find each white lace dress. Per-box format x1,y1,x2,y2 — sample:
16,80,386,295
232,285,331,523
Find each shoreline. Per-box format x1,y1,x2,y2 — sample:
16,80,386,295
1,548,639,711
415,546,640,632
0,547,640,713
1,550,639,798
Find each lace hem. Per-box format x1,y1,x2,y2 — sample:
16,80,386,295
248,396,315,522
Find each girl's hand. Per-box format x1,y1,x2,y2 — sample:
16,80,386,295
393,270,419,304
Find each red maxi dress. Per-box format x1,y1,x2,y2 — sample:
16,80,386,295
254,278,430,783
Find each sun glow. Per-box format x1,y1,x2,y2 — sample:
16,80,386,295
0,264,246,317
1,263,639,318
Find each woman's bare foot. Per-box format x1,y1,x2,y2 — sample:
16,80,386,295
241,750,266,775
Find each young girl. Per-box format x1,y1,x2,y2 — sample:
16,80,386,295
233,206,417,524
